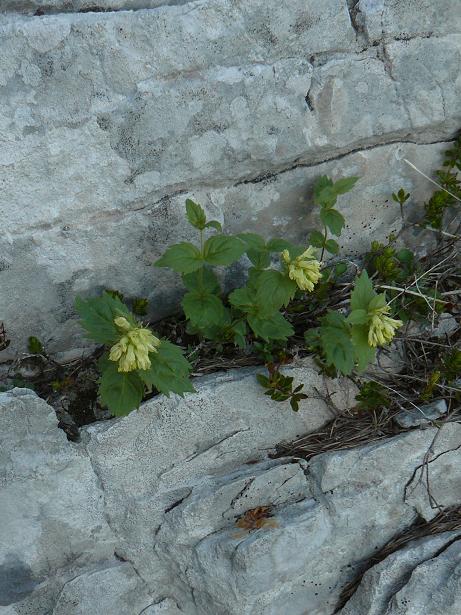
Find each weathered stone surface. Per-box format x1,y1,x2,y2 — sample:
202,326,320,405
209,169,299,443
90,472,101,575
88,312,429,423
356,0,461,42
3,369,461,614
52,562,155,615
0,388,117,613
83,360,357,582
395,399,448,428
0,1,460,353
404,423,461,521
340,530,461,615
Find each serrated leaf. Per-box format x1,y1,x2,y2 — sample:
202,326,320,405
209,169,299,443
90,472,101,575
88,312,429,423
322,310,348,329
309,230,325,248
368,293,387,311
182,290,226,328
182,268,220,294
320,325,355,375
231,320,247,348
247,311,294,341
313,176,334,206
350,271,376,312
320,208,345,236
347,309,369,325
266,238,295,252
351,325,376,372
185,199,206,230
237,233,266,250
99,363,144,416
333,176,359,194
154,242,203,274
75,292,132,345
318,311,354,375
281,244,307,259
255,270,297,311
204,220,222,232
203,235,245,266
237,233,270,268
229,287,257,313
247,249,272,269
140,340,194,397
325,239,340,254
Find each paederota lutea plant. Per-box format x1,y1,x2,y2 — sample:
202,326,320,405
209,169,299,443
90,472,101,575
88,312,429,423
76,173,405,416
75,293,194,415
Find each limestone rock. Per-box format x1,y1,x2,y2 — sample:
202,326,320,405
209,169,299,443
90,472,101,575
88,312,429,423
357,0,461,42
0,1,460,352
395,399,448,428
1,369,461,614
0,388,116,612
339,530,461,615
52,562,155,615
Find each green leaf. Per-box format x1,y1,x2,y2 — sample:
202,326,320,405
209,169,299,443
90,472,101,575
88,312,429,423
266,238,295,252
182,290,226,328
350,271,376,312
333,176,359,194
313,176,335,206
324,239,340,255
75,292,132,345
247,249,272,269
99,362,145,416
309,230,325,248
140,340,194,397
396,248,414,265
204,220,223,232
247,311,294,341
320,324,355,375
320,208,345,236
185,199,206,230
281,244,307,259
28,336,43,354
256,373,271,388
231,320,247,348
335,262,348,276
255,270,297,311
368,293,387,311
351,325,376,372
347,309,369,325
203,235,246,266
237,233,266,250
182,268,220,294
228,287,257,313
237,234,270,268
154,242,203,274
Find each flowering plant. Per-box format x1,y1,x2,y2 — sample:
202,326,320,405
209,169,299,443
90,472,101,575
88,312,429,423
75,292,194,415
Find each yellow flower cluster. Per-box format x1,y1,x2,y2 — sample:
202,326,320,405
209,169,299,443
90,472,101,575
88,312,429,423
109,317,160,372
281,246,322,292
367,305,403,347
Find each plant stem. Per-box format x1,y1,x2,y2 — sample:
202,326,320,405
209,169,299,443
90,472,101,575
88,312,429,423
320,225,328,261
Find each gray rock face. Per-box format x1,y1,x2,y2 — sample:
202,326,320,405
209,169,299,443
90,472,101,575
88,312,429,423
339,530,461,615
395,399,448,428
1,363,461,614
0,0,460,352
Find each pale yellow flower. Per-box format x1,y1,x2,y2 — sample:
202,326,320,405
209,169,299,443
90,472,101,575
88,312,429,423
281,246,322,292
367,305,403,347
109,316,160,372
